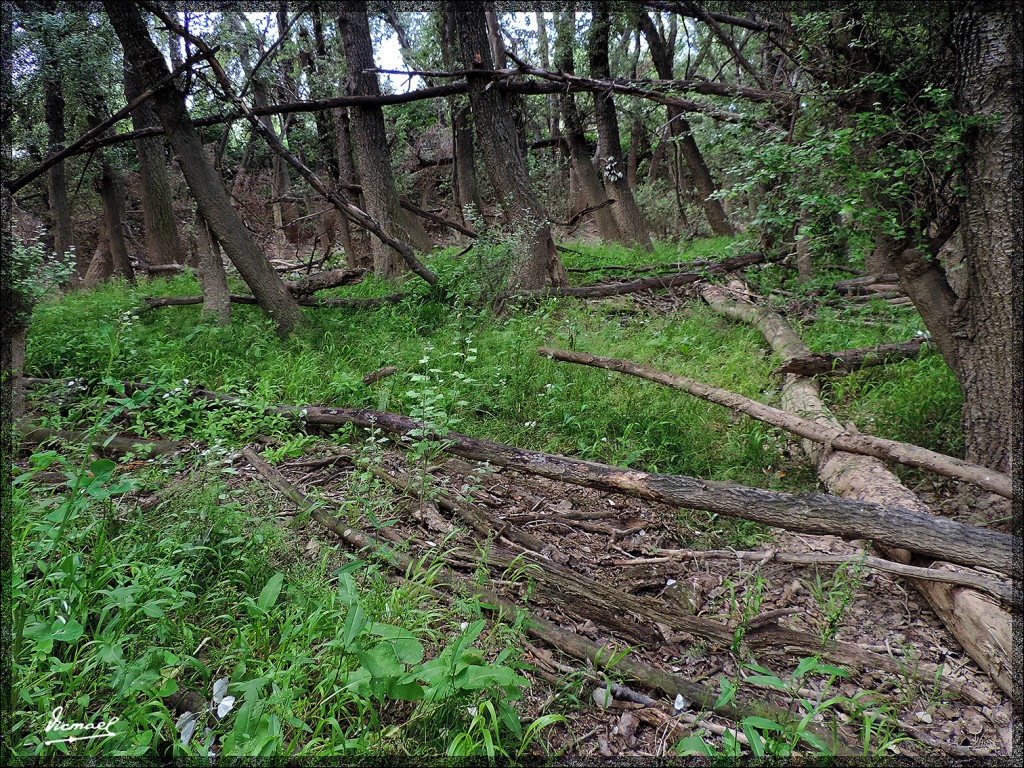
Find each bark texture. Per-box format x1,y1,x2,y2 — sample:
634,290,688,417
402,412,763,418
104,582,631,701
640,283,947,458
105,1,304,337
700,284,1015,702
338,4,432,279
588,2,652,250
123,58,186,266
194,208,230,325
948,2,1020,474
452,4,567,291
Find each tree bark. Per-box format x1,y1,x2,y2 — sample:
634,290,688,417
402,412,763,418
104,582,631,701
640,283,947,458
699,283,1015,701
333,107,372,269
554,5,624,243
452,4,567,291
123,57,186,267
639,12,735,236
948,2,1020,475
588,2,652,250
41,6,76,279
337,3,432,280
539,345,1010,498
194,208,230,325
94,158,135,282
105,1,304,337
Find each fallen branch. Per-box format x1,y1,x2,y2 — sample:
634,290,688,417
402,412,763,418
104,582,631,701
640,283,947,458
773,338,932,377
361,366,399,386
238,446,857,754
700,283,1015,702
142,293,403,310
537,346,1011,499
610,548,1015,607
399,199,477,239
286,268,366,295
20,426,184,457
510,252,765,300
136,263,195,275
550,199,616,228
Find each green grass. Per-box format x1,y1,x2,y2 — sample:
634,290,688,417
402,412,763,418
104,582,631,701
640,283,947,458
14,236,964,758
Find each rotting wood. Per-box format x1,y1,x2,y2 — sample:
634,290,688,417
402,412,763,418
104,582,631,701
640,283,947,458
22,376,1016,574
287,406,1015,574
700,283,1015,702
773,338,932,377
510,252,765,300
361,366,398,385
238,447,859,754
609,548,1015,607
537,346,1011,499
20,426,183,457
141,293,403,310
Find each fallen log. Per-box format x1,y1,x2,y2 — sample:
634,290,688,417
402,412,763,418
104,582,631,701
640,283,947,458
285,268,366,295
361,366,398,386
142,293,403,310
20,426,184,457
700,283,1015,702
22,376,1015,574
537,346,1011,499
610,549,1015,607
239,447,859,754
509,252,765,300
284,407,1015,575
772,338,933,377
136,263,195,275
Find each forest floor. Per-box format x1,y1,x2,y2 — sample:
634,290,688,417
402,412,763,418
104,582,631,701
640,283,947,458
216,441,1012,760
12,237,1015,760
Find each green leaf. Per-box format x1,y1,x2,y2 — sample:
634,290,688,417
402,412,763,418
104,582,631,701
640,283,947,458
89,459,117,484
742,721,766,757
744,674,787,690
367,623,424,665
256,573,284,612
341,602,366,649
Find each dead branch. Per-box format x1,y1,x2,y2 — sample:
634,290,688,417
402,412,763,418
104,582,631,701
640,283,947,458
537,346,1011,499
141,293,402,310
238,446,859,753
361,366,398,386
773,338,932,377
510,252,765,300
700,283,1015,702
20,426,184,457
399,199,478,238
286,268,366,295
610,548,1015,607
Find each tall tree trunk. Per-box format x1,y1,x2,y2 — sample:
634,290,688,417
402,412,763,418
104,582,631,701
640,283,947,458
273,5,300,246
452,4,567,291
588,2,652,250
337,3,432,280
195,208,230,325
41,5,76,279
95,158,134,282
554,6,623,243
639,12,735,236
105,1,303,337
948,2,1020,475
441,11,486,228
333,107,372,269
123,59,186,267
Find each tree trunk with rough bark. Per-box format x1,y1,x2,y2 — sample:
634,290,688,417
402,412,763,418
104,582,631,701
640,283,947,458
338,4,432,280
639,12,734,236
554,6,623,243
41,8,76,279
947,2,1020,476
123,59,186,267
106,1,303,337
588,2,652,250
699,284,1015,702
452,4,567,291
333,107,372,269
95,158,134,282
195,208,230,325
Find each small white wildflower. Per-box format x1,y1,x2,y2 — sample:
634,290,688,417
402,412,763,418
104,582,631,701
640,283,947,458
460,622,469,630
674,694,690,711
666,579,677,587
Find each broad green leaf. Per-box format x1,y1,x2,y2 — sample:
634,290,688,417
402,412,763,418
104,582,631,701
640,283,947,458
89,459,117,484
256,573,284,612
